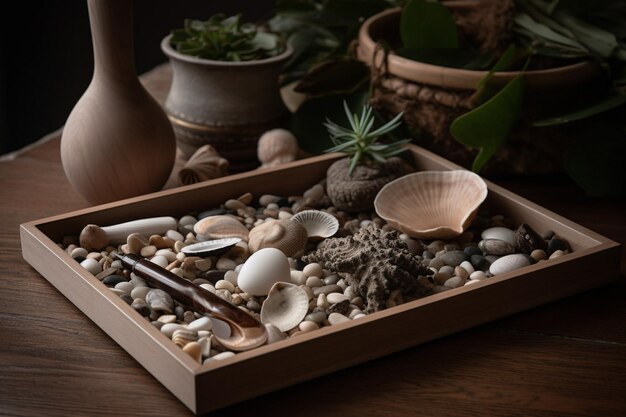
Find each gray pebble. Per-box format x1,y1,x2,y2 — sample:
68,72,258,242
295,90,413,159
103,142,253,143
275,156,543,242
304,311,327,324
439,251,469,267
313,284,342,296
102,274,128,286
484,255,500,264
323,275,341,285
175,305,185,320
444,276,465,288
489,254,531,275
131,299,151,317
478,239,516,256
247,300,261,312
422,250,434,260
463,246,482,257
328,313,350,325
439,265,454,276
198,208,227,219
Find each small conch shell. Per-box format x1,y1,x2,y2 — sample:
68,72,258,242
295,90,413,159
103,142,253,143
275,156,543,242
178,145,229,185
193,215,249,242
248,219,308,257
258,129,299,168
291,210,339,241
260,282,309,332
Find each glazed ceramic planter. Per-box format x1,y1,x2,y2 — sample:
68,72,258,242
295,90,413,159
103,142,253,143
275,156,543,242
162,36,293,172
357,8,602,174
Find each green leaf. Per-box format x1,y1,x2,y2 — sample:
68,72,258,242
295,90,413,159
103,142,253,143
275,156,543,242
451,75,524,172
401,0,458,50
564,121,626,196
473,44,518,104
554,11,619,58
293,58,369,96
533,90,626,126
514,12,587,49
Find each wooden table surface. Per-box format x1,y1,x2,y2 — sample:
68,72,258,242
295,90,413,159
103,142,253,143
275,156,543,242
1,64,625,417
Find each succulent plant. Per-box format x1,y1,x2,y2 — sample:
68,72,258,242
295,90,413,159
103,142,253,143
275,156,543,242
324,102,411,175
171,14,285,62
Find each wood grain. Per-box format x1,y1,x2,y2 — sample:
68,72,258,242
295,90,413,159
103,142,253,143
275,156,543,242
2,64,626,417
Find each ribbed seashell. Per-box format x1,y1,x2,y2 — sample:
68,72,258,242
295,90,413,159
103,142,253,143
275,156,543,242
248,219,307,257
291,210,339,241
193,215,249,242
257,129,299,168
260,282,309,332
374,170,488,240
172,329,199,348
178,145,229,186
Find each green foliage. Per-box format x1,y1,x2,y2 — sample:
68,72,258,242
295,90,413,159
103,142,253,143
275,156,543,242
400,0,458,49
324,102,410,174
171,15,285,61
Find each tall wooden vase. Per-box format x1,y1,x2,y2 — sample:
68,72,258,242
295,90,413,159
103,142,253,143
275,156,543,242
61,0,176,204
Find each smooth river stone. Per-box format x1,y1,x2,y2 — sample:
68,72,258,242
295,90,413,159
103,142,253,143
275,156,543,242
489,254,531,275
478,239,516,256
481,227,516,246
439,251,469,267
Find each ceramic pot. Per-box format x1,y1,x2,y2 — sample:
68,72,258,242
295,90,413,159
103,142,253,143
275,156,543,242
161,36,293,172
357,8,603,175
61,0,176,205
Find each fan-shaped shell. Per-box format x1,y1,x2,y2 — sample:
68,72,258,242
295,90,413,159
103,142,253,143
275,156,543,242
193,215,249,242
291,210,339,240
178,145,229,185
181,237,241,256
260,282,309,332
258,129,299,168
248,219,307,257
374,170,488,240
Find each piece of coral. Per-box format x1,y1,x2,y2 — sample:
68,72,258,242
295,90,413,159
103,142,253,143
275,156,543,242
302,225,431,312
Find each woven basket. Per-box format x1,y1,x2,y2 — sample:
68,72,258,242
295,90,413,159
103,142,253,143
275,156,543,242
356,7,602,175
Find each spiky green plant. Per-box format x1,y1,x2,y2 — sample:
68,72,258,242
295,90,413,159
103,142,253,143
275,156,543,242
324,102,411,175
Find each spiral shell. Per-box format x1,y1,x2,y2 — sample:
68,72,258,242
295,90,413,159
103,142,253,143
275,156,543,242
178,145,229,185
258,129,299,168
248,219,308,257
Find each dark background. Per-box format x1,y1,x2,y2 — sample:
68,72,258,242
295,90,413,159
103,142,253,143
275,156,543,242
0,0,273,155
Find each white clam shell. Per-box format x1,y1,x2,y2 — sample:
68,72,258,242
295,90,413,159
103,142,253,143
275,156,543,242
260,282,309,332
374,170,488,240
181,237,241,256
237,248,291,296
291,210,339,240
193,215,249,242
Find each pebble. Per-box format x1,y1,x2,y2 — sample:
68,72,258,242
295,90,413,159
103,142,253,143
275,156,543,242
160,323,187,338
120,294,133,305
150,255,169,268
155,249,177,262
182,341,202,363
200,283,216,294
187,316,212,332
114,281,133,294
303,263,323,278
139,245,157,257
305,276,324,288
157,314,177,324
102,274,128,286
215,280,235,293
323,275,340,285
454,266,469,280
216,257,237,271
259,194,281,206
479,239,516,256
489,254,531,275
209,351,236,361
326,292,349,304
304,311,327,324
433,271,451,285
328,313,350,325
313,284,342,296
549,249,567,259
71,247,88,259
469,271,487,280
328,299,350,314
459,260,475,274
303,184,324,201
146,289,174,313
463,246,482,257
481,227,516,246
80,258,102,275
547,237,570,256
439,265,454,276
530,249,547,262
299,321,319,332
131,298,151,316
290,270,306,285
198,208,227,219
439,251,469,267
225,199,246,210
317,294,329,309
444,276,465,288
246,300,261,312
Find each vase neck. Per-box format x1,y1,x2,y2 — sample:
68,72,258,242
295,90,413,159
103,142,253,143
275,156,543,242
88,0,137,83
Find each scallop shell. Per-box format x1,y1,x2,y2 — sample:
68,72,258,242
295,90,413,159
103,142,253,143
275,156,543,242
291,210,339,240
248,219,307,257
193,215,249,242
374,170,488,240
260,282,309,332
257,129,299,168
181,237,241,256
178,145,229,186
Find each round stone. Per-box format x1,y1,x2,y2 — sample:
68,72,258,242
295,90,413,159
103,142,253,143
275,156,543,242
469,271,487,280
303,263,323,278
215,280,235,293
150,255,169,268
328,313,350,325
547,237,570,256
188,316,212,332
460,260,475,274
327,292,349,304
131,299,151,317
313,284,342,296
114,281,133,294
481,227,516,246
463,245,482,257
102,274,128,286
439,251,469,267
290,270,306,285
433,271,451,285
478,239,516,256
531,249,548,262
489,254,531,275
130,286,150,301
470,254,490,271
80,258,102,275
305,276,324,288
299,320,319,332
454,266,469,280
444,276,465,288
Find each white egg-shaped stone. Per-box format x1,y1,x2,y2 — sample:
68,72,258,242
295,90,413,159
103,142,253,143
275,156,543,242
237,248,290,296
481,227,516,246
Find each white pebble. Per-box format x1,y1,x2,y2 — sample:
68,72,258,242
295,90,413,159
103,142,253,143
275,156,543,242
327,292,349,304
157,314,177,324
317,294,329,309
215,280,235,293
71,247,88,258
328,313,350,325
353,313,367,319
130,286,151,301
188,316,212,332
199,283,216,294
216,257,237,270
160,323,187,338
209,351,235,361
115,281,133,294
305,276,323,287
166,229,185,242
170,267,184,277
290,270,306,285
278,211,292,220
155,249,176,262
489,254,531,275
150,255,169,268
481,227,516,246
224,270,238,286
80,258,101,275
460,260,475,274
469,270,487,280
303,263,323,278
299,320,319,332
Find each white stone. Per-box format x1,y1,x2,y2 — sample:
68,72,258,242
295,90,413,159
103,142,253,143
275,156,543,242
469,270,487,280
299,320,319,332
216,257,237,271
305,276,323,288
80,258,101,275
328,313,350,325
303,263,323,278
188,316,212,332
489,254,531,275
160,323,187,338
327,292,349,304
115,281,133,294
460,260,475,274
155,249,176,262
290,270,307,285
130,286,151,301
166,229,185,242
215,280,235,293
150,255,169,268
199,283,216,294
481,227,516,246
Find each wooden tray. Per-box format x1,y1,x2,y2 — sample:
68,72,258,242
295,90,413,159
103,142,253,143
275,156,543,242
20,145,621,414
